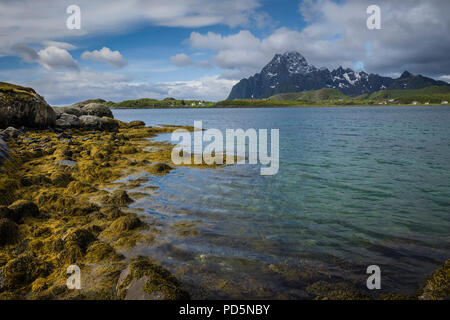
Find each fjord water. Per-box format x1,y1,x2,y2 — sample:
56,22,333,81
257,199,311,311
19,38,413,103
114,106,450,298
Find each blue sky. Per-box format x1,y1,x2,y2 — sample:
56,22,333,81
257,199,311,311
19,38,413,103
0,0,449,104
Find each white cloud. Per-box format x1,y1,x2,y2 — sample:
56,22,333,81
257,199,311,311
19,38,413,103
13,44,78,70
170,53,213,69
6,68,236,105
42,41,77,51
170,53,192,67
81,47,127,68
439,75,450,83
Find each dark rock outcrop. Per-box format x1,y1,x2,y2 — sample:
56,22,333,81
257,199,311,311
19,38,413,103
0,82,56,129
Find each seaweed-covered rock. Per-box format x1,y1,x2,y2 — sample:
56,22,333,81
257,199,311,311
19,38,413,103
149,162,173,174
108,215,141,233
107,190,134,207
85,241,121,262
63,228,96,250
82,103,113,118
0,82,56,129
2,253,51,288
7,200,40,223
0,218,19,246
306,280,368,300
116,256,190,300
419,259,450,300
49,171,73,187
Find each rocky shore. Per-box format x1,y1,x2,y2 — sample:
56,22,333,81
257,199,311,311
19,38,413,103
0,82,448,300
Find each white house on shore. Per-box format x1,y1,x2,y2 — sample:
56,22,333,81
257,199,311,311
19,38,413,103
442,101,449,104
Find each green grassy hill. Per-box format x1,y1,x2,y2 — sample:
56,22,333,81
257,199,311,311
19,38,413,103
270,88,348,101
357,86,450,104
104,98,214,109
215,86,450,107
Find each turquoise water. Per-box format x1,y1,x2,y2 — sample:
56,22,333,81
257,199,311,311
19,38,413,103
114,106,450,298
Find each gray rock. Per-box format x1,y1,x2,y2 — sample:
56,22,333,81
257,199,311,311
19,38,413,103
55,106,87,117
2,127,24,139
56,160,77,167
79,115,105,129
55,113,81,128
52,107,63,119
79,115,118,131
82,103,114,118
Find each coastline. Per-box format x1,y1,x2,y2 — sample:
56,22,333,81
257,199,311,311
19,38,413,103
0,120,205,299
0,118,448,300
110,104,450,110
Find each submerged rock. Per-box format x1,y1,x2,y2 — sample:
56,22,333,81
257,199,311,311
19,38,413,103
107,190,134,207
116,256,190,300
0,82,56,129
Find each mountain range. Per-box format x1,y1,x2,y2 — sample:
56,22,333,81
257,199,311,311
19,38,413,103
227,51,449,100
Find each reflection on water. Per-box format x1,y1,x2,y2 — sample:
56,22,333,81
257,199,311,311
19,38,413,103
114,106,450,298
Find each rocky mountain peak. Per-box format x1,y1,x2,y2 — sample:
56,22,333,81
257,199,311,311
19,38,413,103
227,52,449,100
400,71,413,79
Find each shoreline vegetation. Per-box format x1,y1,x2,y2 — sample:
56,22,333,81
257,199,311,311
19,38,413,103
99,86,450,109
0,81,449,300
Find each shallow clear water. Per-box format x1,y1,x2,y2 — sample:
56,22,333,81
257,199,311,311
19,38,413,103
114,106,450,298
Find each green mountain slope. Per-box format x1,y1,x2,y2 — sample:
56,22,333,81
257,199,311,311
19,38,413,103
270,88,348,101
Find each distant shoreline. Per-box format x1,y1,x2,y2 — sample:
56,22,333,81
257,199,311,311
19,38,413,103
110,104,450,110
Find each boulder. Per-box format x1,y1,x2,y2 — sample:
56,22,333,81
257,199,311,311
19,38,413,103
0,82,56,129
1,127,25,139
55,106,87,117
82,103,114,118
79,115,118,131
79,115,105,129
55,113,81,128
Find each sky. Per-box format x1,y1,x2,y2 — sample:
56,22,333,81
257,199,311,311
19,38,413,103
0,0,449,105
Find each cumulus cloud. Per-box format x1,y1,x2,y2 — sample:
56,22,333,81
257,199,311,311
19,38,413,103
170,53,192,67
170,53,213,68
81,47,127,68
13,44,78,70
188,0,450,79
